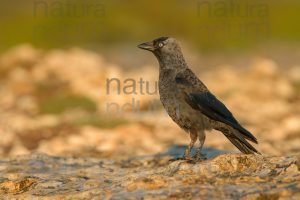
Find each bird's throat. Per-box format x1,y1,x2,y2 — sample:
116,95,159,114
155,53,187,71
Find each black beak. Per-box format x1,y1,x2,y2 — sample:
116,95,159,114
137,41,155,51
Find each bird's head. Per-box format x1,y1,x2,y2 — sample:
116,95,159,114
138,37,180,54
138,37,186,68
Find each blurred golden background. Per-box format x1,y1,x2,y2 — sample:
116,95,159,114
0,0,300,158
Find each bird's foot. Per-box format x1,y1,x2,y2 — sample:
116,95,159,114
192,152,207,162
169,155,193,162
169,147,198,162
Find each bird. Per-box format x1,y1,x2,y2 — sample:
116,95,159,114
138,37,260,160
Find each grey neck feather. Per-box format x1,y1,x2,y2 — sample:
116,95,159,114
154,50,188,71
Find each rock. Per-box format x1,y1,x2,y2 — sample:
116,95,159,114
282,115,300,134
0,153,299,199
250,58,279,79
288,66,300,82
0,44,42,69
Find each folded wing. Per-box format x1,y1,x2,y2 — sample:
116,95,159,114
175,69,258,146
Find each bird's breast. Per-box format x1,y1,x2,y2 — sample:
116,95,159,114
158,76,212,132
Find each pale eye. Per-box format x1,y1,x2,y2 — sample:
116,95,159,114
158,42,164,47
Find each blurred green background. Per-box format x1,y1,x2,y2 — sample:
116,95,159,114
1,0,300,52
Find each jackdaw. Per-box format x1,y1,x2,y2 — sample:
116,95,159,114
138,37,260,160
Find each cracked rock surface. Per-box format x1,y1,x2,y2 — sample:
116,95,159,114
0,153,299,199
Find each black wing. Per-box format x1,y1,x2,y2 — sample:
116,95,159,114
188,92,257,144
175,69,257,144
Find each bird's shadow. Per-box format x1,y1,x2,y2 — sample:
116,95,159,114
120,145,230,168
157,144,229,160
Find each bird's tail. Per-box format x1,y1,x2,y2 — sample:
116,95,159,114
225,135,260,154
218,128,261,154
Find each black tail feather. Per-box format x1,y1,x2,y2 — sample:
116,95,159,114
235,124,258,144
226,135,260,154
218,127,261,154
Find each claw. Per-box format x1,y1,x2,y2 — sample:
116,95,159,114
192,151,207,161
169,155,192,162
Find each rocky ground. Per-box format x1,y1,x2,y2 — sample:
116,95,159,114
0,153,299,199
0,45,300,199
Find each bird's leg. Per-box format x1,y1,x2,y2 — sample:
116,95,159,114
193,131,207,160
184,130,198,160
